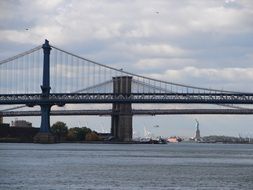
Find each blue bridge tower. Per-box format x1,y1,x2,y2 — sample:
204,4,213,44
33,40,55,143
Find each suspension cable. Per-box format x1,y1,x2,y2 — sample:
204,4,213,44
0,45,42,65
51,45,248,94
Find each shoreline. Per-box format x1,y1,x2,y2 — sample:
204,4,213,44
0,138,252,145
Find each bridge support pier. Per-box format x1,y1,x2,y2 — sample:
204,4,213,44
34,39,55,144
33,105,55,143
111,76,132,142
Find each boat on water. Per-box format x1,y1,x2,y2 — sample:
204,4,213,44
167,136,182,143
139,137,167,144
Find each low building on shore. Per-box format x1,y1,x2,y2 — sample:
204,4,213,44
0,119,38,142
11,119,32,128
0,116,10,128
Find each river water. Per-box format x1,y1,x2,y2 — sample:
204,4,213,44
0,143,253,190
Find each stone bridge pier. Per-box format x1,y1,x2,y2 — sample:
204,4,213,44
111,76,133,142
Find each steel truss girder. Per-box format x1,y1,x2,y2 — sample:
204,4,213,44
1,93,253,105
2,109,253,117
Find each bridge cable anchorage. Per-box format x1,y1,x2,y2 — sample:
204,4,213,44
50,45,249,94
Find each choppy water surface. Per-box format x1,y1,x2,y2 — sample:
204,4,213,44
0,143,253,190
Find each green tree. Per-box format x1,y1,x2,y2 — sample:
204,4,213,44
51,121,68,142
67,127,92,141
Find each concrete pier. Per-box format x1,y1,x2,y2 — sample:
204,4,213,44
33,132,55,143
111,76,133,142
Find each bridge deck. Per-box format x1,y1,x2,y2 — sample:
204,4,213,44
2,109,253,117
1,93,253,105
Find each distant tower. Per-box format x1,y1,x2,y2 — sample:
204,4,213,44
195,119,201,141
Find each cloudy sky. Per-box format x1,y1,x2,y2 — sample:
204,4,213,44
1,0,253,138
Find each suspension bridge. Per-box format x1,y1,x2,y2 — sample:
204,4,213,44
1,40,253,143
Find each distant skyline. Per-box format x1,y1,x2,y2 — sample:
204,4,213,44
1,0,253,137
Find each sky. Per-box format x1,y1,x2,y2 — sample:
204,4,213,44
1,0,253,138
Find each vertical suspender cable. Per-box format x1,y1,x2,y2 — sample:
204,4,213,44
12,60,15,94
55,49,58,93
32,53,34,93
82,60,85,92
148,79,150,93
93,62,95,93
7,61,10,94
110,67,112,93
138,77,140,94
0,63,3,94
59,51,62,93
39,49,42,93
126,72,128,95
65,53,68,92
2,63,4,93
34,50,36,93
87,61,90,92
76,56,79,92
142,76,145,93
10,60,15,94
98,65,101,93
3,62,6,94
0,64,1,94
51,49,55,92
15,58,20,93
153,80,156,93
120,69,123,93
30,52,32,93
71,55,74,92
21,56,23,93
160,81,162,93
104,67,107,93
26,53,29,93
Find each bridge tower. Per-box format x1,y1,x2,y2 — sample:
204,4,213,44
111,76,133,142
33,40,55,143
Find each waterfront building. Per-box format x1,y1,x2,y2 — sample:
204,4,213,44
11,119,32,128
0,116,9,128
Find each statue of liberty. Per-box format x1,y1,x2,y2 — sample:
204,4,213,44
195,119,201,141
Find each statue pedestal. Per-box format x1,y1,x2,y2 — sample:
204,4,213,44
33,132,55,144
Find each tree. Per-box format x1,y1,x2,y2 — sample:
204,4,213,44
51,121,68,142
85,132,100,141
67,127,92,141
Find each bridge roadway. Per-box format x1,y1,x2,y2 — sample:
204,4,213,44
1,92,253,105
2,108,253,117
